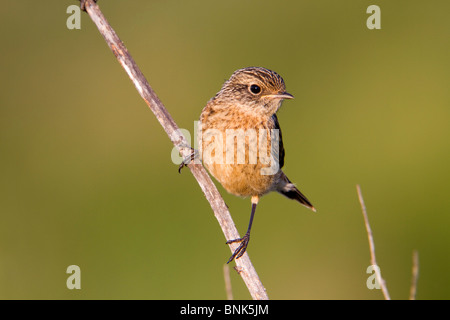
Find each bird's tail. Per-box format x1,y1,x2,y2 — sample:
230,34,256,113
277,172,316,212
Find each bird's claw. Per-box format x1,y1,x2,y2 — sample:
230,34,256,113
226,233,250,263
178,148,197,173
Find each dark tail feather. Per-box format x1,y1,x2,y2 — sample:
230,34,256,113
278,174,316,212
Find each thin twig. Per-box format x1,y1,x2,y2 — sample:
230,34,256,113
223,264,233,300
409,250,419,300
356,184,391,300
79,0,268,300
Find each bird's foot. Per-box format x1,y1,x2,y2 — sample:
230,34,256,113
226,233,250,263
178,148,197,173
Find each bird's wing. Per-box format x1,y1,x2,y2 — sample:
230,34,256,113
271,114,285,169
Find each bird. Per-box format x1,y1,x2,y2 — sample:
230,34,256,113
183,67,315,263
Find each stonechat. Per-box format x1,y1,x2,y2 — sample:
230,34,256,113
184,67,315,263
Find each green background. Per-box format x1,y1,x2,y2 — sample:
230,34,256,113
0,0,449,299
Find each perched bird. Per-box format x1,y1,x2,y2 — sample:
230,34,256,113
185,67,315,263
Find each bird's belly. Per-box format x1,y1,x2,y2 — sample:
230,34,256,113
199,115,280,197
207,163,276,197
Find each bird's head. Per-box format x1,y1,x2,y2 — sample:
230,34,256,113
215,67,294,116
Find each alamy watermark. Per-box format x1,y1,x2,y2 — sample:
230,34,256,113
66,265,81,290
367,5,381,30
366,264,382,290
171,121,280,176
67,4,381,31
66,5,81,30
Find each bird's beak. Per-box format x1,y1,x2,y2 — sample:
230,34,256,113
263,92,294,100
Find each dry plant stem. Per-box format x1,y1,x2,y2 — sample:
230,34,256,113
223,264,234,300
409,250,419,300
356,184,391,300
80,0,268,300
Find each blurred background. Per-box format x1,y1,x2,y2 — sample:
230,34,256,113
0,0,449,299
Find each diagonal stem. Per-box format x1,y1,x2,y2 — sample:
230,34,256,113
78,0,268,300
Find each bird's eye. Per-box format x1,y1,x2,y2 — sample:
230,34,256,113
249,84,261,95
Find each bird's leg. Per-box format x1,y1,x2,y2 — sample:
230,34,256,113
226,196,259,263
178,147,198,173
